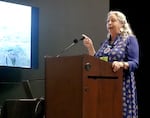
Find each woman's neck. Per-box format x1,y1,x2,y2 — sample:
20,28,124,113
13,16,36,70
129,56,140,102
110,32,120,41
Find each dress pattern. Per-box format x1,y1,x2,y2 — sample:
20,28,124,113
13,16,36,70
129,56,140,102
95,35,139,118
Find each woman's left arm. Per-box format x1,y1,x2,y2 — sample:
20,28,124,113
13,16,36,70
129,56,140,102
126,36,139,72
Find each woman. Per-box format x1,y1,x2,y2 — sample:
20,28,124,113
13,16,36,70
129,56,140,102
82,10,139,118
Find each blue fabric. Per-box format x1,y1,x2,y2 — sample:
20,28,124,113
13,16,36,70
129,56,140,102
95,35,139,118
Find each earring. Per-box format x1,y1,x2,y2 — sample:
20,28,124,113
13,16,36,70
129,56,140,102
120,27,123,33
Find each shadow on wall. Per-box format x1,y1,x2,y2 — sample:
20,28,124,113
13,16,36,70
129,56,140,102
0,67,22,82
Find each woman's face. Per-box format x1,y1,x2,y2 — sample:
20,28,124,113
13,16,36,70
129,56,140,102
106,13,123,35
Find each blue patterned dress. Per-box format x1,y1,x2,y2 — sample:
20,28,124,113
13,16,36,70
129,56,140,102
95,34,139,118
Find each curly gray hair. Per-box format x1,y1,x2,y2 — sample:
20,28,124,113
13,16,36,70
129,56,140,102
107,10,135,40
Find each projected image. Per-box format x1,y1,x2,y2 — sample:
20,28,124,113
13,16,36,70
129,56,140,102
0,1,38,68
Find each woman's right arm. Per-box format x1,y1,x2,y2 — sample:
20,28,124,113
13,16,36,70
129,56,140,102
82,34,96,56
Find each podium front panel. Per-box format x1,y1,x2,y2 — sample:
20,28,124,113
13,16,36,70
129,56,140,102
45,55,123,118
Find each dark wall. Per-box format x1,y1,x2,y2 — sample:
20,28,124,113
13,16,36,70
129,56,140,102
110,1,149,118
0,0,109,105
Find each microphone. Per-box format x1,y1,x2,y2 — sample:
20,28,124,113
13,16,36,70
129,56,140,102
79,36,85,41
56,39,79,57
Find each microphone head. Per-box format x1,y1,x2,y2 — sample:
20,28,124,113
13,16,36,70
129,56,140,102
73,39,78,43
80,36,85,41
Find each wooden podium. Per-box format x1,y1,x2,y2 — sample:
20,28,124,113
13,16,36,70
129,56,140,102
45,54,123,118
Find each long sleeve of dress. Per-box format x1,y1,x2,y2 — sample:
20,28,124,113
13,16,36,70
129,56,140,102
126,36,139,72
